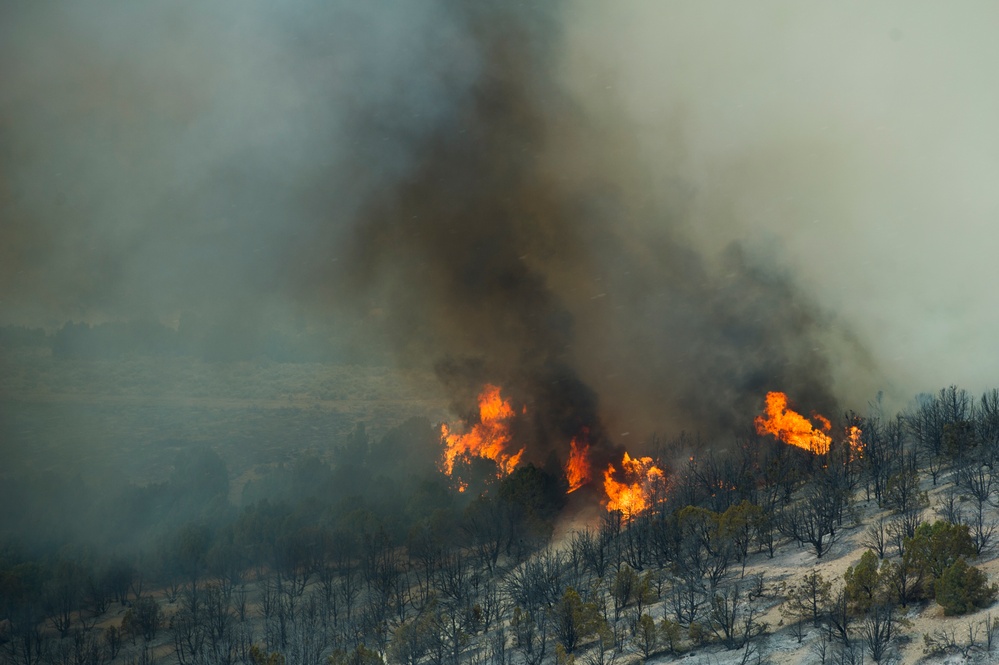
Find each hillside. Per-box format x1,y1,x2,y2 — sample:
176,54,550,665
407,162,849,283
3,355,999,665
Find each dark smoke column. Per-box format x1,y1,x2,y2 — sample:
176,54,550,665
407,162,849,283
338,4,614,465
336,2,856,462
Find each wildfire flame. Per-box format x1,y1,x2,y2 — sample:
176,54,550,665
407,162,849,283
603,452,664,519
565,435,592,493
755,391,832,455
848,425,864,459
440,384,525,482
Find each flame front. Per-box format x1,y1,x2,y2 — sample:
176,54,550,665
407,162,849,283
755,391,832,455
565,435,592,493
603,452,664,519
440,385,525,480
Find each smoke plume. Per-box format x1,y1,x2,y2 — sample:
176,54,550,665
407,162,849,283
4,2,997,461
333,3,859,464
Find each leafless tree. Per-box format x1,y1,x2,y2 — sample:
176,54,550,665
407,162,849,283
569,528,610,580
937,489,966,527
475,580,506,633
105,559,135,606
862,516,890,559
171,605,206,665
83,570,112,622
674,506,731,588
861,604,901,663
505,549,567,618
511,607,550,665
68,630,106,665
286,592,330,665
44,561,82,638
976,389,999,455
3,619,46,665
619,516,652,572
823,588,852,647
462,496,506,574
339,568,361,626
704,584,767,650
883,460,927,540
955,461,998,554
906,393,947,484
779,491,835,558
907,387,973,483
781,571,833,643
860,401,905,505
666,574,704,627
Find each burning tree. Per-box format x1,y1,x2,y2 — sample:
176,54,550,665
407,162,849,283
440,384,524,488
565,435,592,494
602,453,665,520
755,391,833,455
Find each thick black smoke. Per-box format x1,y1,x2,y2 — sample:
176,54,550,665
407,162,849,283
334,4,859,464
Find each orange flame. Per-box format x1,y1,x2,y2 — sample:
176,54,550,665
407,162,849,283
603,452,664,519
565,435,592,493
440,385,525,480
848,425,864,459
755,391,832,455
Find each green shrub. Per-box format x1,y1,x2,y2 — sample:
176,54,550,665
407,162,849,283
688,621,706,646
905,521,975,584
934,558,997,616
551,587,607,653
844,550,882,613
660,618,684,654
635,614,658,659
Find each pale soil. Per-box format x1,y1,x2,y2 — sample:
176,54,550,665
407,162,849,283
638,473,999,665
23,475,999,665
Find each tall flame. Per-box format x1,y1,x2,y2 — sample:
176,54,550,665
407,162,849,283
755,391,832,455
440,384,525,480
848,425,864,459
603,452,664,519
565,435,592,493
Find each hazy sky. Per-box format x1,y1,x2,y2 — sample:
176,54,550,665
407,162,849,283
562,2,999,397
2,1,997,419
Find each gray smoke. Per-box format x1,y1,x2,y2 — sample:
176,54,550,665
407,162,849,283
3,1,995,461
